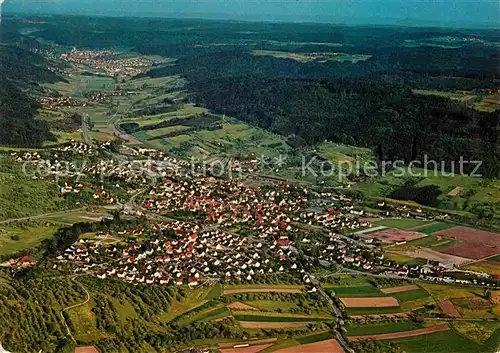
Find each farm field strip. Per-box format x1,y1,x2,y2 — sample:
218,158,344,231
435,226,500,248
439,300,461,318
340,297,399,308
348,324,450,342
238,321,312,329
440,243,500,260
232,311,334,322
220,344,273,353
381,285,420,294
218,338,278,348
366,228,426,243
271,339,345,353
346,320,424,336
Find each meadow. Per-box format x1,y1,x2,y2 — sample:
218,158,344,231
375,219,431,230
391,329,490,353
346,320,424,336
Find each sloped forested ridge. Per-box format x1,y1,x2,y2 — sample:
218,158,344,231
191,77,500,178
0,28,62,147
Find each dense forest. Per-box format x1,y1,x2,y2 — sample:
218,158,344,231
0,27,62,147
2,15,500,174
189,77,500,177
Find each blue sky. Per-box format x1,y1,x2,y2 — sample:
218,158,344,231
4,0,500,27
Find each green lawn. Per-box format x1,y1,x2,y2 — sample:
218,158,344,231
376,219,430,230
392,289,430,302
385,253,428,266
417,222,456,235
0,222,62,256
66,301,108,342
205,283,222,301
487,254,500,263
347,321,424,336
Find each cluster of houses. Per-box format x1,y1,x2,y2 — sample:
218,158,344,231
37,96,87,109
61,50,153,77
55,220,307,286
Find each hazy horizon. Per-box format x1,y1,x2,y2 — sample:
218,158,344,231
4,0,500,28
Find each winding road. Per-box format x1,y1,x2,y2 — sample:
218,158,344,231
60,276,91,342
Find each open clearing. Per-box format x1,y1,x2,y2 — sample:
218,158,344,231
272,339,345,353
348,324,450,342
435,226,500,247
340,297,399,308
381,285,420,294
366,229,425,243
252,49,371,63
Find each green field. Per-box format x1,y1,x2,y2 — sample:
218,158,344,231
327,285,385,298
355,168,500,218
0,172,67,221
487,254,500,262
315,141,374,164
376,219,430,229
392,289,430,302
346,307,402,315
392,329,489,353
177,305,231,327
66,301,108,342
346,320,424,336
388,235,459,252
0,222,61,256
233,313,333,322
296,331,335,344
385,252,428,266
417,222,456,235
205,283,222,301
243,300,298,312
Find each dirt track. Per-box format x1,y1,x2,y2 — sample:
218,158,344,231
340,297,399,308
348,324,450,342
